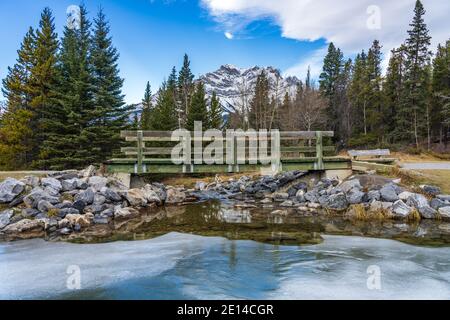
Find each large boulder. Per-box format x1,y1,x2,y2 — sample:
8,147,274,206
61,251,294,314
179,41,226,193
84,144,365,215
0,210,14,229
340,179,362,193
380,184,399,202
438,207,450,219
323,193,348,211
367,190,381,202
1,219,45,239
165,188,186,205
114,207,139,220
61,178,79,192
125,189,148,207
0,178,25,203
418,205,437,219
88,176,108,192
74,187,95,205
420,185,441,196
392,200,413,218
346,188,365,204
41,178,62,194
142,185,162,204
430,198,448,210
406,193,429,209
23,187,60,208
101,187,122,202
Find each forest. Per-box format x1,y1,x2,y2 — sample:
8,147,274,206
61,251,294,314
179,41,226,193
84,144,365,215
0,0,449,170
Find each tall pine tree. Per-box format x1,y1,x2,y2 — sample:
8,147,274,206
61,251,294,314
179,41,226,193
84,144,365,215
141,81,153,130
178,54,194,127
209,91,223,129
186,81,208,131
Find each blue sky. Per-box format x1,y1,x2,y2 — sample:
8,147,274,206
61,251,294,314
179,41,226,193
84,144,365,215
0,0,324,104
1,0,448,104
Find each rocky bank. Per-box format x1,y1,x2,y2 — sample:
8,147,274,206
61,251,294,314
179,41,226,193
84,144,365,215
1,167,450,241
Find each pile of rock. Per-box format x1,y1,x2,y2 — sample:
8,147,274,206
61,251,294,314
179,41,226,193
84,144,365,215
202,172,450,221
0,167,188,239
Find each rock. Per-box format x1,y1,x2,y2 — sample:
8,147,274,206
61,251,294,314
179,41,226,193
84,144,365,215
195,181,207,191
323,193,348,211
58,227,72,235
369,201,393,212
295,189,305,197
279,200,294,207
430,198,448,210
41,178,62,193
307,202,321,209
101,187,122,202
24,188,60,209
165,188,186,205
125,189,148,207
0,210,14,229
114,207,139,220
9,195,25,207
81,165,97,178
93,194,106,206
418,206,437,219
21,176,40,187
380,184,399,202
304,191,319,203
62,214,91,228
142,185,162,204
59,208,80,218
0,178,25,203
93,215,110,224
23,208,40,218
339,179,362,193
1,219,45,238
260,198,272,204
272,192,289,202
55,200,73,210
346,189,365,204
398,191,414,201
438,207,450,219
367,190,381,202
100,208,114,217
74,187,95,205
37,200,54,213
72,200,86,213
88,176,108,192
407,193,429,209
437,195,450,202
392,200,413,218
61,178,78,192
146,183,166,202
420,185,441,196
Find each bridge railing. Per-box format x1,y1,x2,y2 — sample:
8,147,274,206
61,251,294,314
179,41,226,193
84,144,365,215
107,130,335,173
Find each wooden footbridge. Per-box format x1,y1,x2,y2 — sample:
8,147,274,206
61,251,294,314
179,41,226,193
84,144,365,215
104,130,352,174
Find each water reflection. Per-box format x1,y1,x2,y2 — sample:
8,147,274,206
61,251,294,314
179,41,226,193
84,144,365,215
68,200,450,247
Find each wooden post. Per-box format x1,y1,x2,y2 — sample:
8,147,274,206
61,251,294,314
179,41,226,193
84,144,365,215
315,131,324,170
137,130,143,174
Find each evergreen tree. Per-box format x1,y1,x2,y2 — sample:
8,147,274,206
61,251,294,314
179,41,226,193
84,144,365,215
141,81,153,130
402,0,432,148
186,81,208,131
150,82,178,131
249,70,271,130
366,40,383,137
178,54,194,126
39,4,94,169
348,51,368,135
209,91,223,129
88,8,128,163
319,42,345,139
383,46,407,143
432,41,450,142
0,28,36,168
29,8,60,164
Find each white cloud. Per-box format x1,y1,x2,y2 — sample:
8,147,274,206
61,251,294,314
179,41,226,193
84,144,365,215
202,0,450,77
224,31,234,39
283,47,328,82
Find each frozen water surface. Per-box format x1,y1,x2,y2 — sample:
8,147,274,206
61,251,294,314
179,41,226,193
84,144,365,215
0,233,449,299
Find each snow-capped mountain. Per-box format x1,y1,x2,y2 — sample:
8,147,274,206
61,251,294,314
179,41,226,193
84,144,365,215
198,64,300,111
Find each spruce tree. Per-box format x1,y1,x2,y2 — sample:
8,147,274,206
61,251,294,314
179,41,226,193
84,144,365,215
348,51,368,136
366,40,383,137
150,82,178,131
402,0,432,148
186,81,208,131
29,8,60,165
178,54,194,126
39,4,94,169
88,8,128,163
433,41,450,142
0,28,36,168
319,42,345,139
249,70,270,130
141,81,153,130
209,91,223,129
